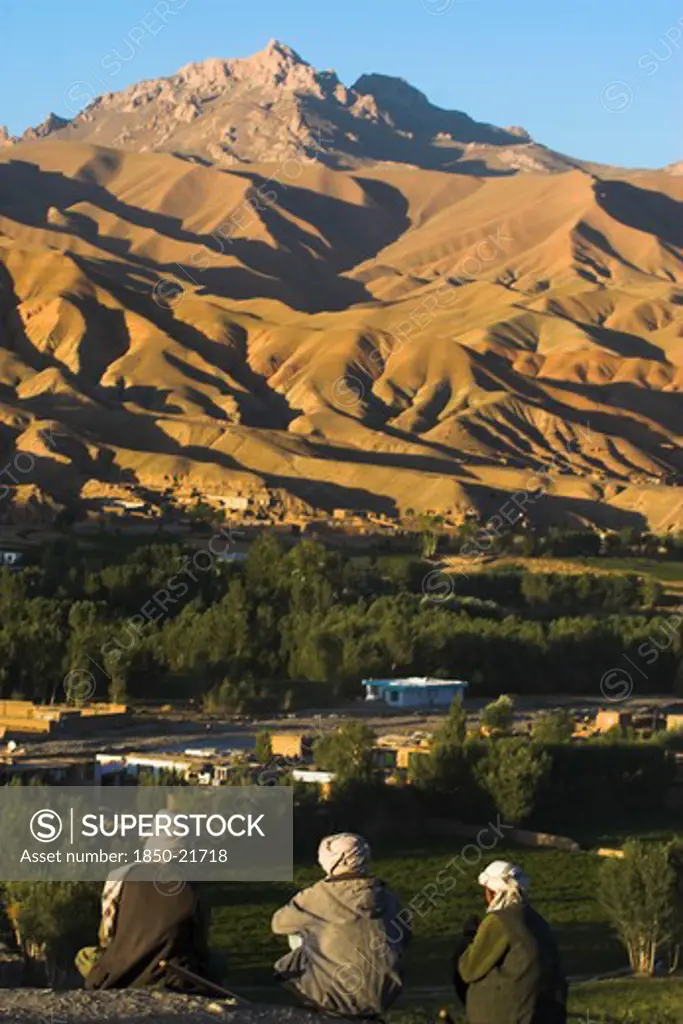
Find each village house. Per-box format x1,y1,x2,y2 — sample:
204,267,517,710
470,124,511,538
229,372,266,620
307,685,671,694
269,731,314,762
363,677,468,709
594,709,633,733
0,700,129,741
667,711,683,733
0,753,95,785
375,733,431,769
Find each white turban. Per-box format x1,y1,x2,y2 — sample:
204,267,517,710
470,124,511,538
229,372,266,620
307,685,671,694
318,833,371,878
478,860,529,913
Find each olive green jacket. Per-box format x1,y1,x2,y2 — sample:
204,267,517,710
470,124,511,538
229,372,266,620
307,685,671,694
457,905,567,1024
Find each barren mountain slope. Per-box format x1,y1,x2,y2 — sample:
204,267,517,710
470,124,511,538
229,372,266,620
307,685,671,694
0,101,682,528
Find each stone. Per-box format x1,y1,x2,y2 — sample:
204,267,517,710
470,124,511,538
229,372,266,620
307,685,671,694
0,990,340,1024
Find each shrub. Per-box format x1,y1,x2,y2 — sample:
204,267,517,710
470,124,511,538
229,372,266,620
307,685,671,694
481,694,515,736
599,841,677,976
531,709,575,744
4,881,100,982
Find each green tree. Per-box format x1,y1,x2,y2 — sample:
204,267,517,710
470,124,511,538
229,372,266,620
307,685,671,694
531,709,575,745
409,695,468,794
303,629,343,683
437,695,468,747
185,501,216,527
640,577,664,610
203,677,261,715
475,738,550,825
374,601,415,672
599,841,677,976
4,881,100,982
244,533,285,598
668,843,683,973
481,694,515,736
254,729,273,763
314,720,376,785
420,530,438,559
284,541,341,613
414,514,442,559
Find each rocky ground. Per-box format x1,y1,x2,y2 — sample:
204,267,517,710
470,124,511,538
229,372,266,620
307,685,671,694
0,990,331,1024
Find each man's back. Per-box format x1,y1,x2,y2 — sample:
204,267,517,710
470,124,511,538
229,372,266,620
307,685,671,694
273,874,407,1016
85,873,208,990
462,905,567,1024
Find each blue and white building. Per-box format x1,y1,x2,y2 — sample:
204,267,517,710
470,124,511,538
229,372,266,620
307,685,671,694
363,677,468,709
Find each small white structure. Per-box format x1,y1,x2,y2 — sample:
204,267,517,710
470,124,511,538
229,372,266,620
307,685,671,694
363,677,468,709
0,551,23,566
222,496,250,512
96,751,210,783
94,754,127,784
215,551,248,564
292,769,335,785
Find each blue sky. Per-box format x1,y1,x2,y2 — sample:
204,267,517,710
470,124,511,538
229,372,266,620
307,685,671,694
1,0,680,167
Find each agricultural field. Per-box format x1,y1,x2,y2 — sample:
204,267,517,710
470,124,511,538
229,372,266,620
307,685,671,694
443,551,683,580
567,977,683,1022
443,553,683,601
210,841,623,991
577,557,683,596
392,978,683,1023
210,838,683,1020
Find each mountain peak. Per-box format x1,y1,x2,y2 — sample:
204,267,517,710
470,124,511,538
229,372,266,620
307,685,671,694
23,112,71,140
353,73,430,109
11,39,560,172
227,38,318,91
352,72,529,147
261,39,305,64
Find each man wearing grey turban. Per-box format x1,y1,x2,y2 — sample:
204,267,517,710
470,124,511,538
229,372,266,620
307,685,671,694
272,833,410,1018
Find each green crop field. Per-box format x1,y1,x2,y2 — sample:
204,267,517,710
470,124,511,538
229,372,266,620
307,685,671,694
567,977,683,1022
209,839,683,1020
577,557,683,590
391,978,683,1023
209,840,623,991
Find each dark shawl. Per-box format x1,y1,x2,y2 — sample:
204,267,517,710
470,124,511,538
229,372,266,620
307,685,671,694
85,873,209,990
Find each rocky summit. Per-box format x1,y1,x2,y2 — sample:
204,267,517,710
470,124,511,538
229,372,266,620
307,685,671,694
2,39,575,173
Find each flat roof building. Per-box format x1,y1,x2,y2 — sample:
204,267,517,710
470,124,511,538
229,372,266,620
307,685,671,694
595,709,632,733
269,732,314,762
363,677,468,709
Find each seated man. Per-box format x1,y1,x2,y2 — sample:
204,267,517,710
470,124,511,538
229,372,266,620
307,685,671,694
76,851,210,989
272,833,410,1019
453,860,567,1024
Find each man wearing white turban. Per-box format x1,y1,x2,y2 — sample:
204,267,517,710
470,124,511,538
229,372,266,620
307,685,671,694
271,833,409,1018
453,860,567,1024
